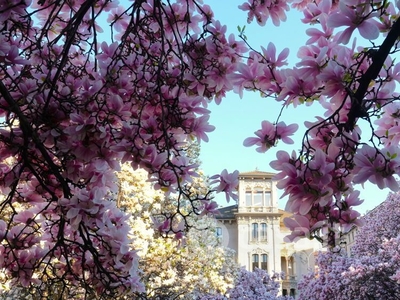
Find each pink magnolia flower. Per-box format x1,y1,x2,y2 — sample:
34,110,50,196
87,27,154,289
327,1,380,44
260,42,289,68
305,14,334,45
200,200,220,216
152,217,171,233
302,0,332,24
375,102,400,147
107,6,130,32
243,121,298,152
283,214,325,242
210,169,239,202
238,0,289,26
191,115,216,142
353,145,400,191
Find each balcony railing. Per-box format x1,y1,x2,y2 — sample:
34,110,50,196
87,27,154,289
238,206,278,213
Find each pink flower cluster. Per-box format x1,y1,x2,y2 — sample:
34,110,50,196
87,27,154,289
244,121,298,153
270,147,364,244
199,268,294,300
1,0,400,296
239,0,400,246
299,192,400,299
0,0,246,296
210,169,240,202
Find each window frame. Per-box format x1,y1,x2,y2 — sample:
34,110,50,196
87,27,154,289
260,223,267,241
251,223,259,241
261,254,268,271
252,254,259,271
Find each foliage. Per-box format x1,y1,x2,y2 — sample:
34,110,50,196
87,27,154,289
298,192,400,300
117,164,237,299
351,192,400,256
0,0,239,297
198,268,295,300
240,0,400,248
2,0,400,297
0,162,237,299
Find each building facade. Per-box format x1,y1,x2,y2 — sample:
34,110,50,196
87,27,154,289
216,171,322,297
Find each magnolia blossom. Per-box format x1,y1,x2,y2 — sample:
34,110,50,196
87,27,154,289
327,1,380,44
210,169,239,202
2,0,400,296
353,145,400,191
199,268,294,300
243,121,298,153
299,192,400,299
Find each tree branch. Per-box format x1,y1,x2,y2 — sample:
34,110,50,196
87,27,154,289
345,16,400,131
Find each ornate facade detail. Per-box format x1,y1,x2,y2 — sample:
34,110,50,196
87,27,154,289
249,218,266,223
251,247,267,254
243,181,272,190
237,207,275,213
237,216,248,225
249,240,268,245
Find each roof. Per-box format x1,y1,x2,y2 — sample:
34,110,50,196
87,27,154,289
239,170,276,179
216,204,237,220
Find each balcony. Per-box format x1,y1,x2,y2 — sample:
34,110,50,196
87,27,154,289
238,206,278,213
281,275,297,290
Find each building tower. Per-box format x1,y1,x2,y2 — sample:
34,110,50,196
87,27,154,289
216,170,322,298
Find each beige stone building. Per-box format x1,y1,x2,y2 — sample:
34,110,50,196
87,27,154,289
216,171,322,297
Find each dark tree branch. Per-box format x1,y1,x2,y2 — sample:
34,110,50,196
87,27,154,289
345,16,400,131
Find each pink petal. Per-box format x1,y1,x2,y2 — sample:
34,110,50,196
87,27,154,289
243,137,260,147
327,13,351,28
358,22,380,40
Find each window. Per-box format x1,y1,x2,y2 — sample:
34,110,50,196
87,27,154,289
290,289,296,297
260,223,267,241
264,192,271,206
245,191,252,206
261,254,268,271
288,256,294,275
246,190,272,207
216,227,222,238
252,253,268,271
253,190,263,206
252,223,259,241
252,254,259,271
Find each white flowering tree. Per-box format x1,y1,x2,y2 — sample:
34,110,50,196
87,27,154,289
116,164,238,299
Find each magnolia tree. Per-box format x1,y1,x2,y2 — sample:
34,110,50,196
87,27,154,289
0,0,240,298
239,0,400,248
0,160,237,299
198,268,295,300
2,0,400,297
298,192,400,299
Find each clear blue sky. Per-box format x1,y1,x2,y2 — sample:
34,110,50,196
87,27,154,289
199,0,390,213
